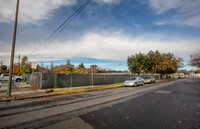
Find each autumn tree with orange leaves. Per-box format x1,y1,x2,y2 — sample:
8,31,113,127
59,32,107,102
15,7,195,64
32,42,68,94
13,63,22,75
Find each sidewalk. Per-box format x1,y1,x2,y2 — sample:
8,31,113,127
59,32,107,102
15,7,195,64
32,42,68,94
0,81,45,97
0,79,172,102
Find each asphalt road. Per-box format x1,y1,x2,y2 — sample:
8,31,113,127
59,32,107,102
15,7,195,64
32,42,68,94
0,78,199,129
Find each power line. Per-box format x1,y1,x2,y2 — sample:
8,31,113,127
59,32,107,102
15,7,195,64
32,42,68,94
28,0,91,58
34,0,91,57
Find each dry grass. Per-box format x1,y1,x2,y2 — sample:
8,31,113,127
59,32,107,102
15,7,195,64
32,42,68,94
52,83,124,94
0,83,124,101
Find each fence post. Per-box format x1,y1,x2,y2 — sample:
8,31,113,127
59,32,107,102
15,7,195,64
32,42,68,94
30,71,33,86
40,73,43,89
104,74,105,84
71,74,73,87
34,72,36,86
54,73,58,87
92,73,94,87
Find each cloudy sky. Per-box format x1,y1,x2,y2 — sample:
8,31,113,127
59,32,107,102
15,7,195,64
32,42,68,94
0,0,200,70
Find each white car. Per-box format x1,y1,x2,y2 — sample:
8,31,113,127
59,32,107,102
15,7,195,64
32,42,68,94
0,73,22,82
124,77,144,87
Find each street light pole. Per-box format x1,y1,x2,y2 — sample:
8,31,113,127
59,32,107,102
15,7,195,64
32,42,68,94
7,0,20,97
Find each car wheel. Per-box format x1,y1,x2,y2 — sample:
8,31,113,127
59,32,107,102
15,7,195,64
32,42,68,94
150,81,153,84
134,83,137,87
16,78,21,82
142,82,144,86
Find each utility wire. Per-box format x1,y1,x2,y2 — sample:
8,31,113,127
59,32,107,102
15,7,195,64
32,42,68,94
34,0,91,57
28,0,91,57
28,0,90,57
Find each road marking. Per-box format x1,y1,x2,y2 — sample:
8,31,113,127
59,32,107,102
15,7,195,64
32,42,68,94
155,90,173,94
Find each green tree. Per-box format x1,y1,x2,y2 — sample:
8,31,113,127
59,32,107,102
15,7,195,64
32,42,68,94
21,56,32,74
90,64,98,69
67,59,71,65
78,63,85,69
65,59,74,72
127,52,146,75
67,64,74,72
1,65,7,71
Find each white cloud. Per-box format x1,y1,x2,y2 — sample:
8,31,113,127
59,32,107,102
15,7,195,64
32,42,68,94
23,31,200,61
1,31,199,66
94,0,121,5
148,0,200,27
154,21,167,26
0,0,122,25
149,0,182,14
0,0,76,24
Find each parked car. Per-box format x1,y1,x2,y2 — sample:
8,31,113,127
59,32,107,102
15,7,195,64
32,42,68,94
178,73,185,79
124,77,144,87
143,76,156,84
0,73,22,82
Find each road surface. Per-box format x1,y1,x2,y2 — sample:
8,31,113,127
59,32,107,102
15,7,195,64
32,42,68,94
0,78,199,129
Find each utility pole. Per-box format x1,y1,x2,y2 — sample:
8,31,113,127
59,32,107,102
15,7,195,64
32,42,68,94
41,62,44,67
51,61,53,70
7,0,19,97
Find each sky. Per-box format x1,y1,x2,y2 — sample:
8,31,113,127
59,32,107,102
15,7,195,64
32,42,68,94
0,0,200,71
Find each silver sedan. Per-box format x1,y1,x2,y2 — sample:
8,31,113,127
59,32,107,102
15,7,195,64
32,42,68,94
143,76,156,84
124,77,144,87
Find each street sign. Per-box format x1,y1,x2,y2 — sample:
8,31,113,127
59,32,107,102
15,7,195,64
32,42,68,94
31,63,37,69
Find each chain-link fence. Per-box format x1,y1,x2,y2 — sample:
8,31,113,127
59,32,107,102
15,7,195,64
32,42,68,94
23,72,160,89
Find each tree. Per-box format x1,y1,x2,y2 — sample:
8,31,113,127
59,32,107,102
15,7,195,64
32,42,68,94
90,64,98,69
127,52,147,75
78,63,85,69
153,53,182,74
1,65,7,71
21,56,32,74
13,63,22,75
65,59,74,72
127,51,183,75
67,59,71,65
190,50,200,68
150,50,162,73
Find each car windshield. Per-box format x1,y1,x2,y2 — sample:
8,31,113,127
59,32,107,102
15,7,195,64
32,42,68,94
144,77,151,79
127,77,136,80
